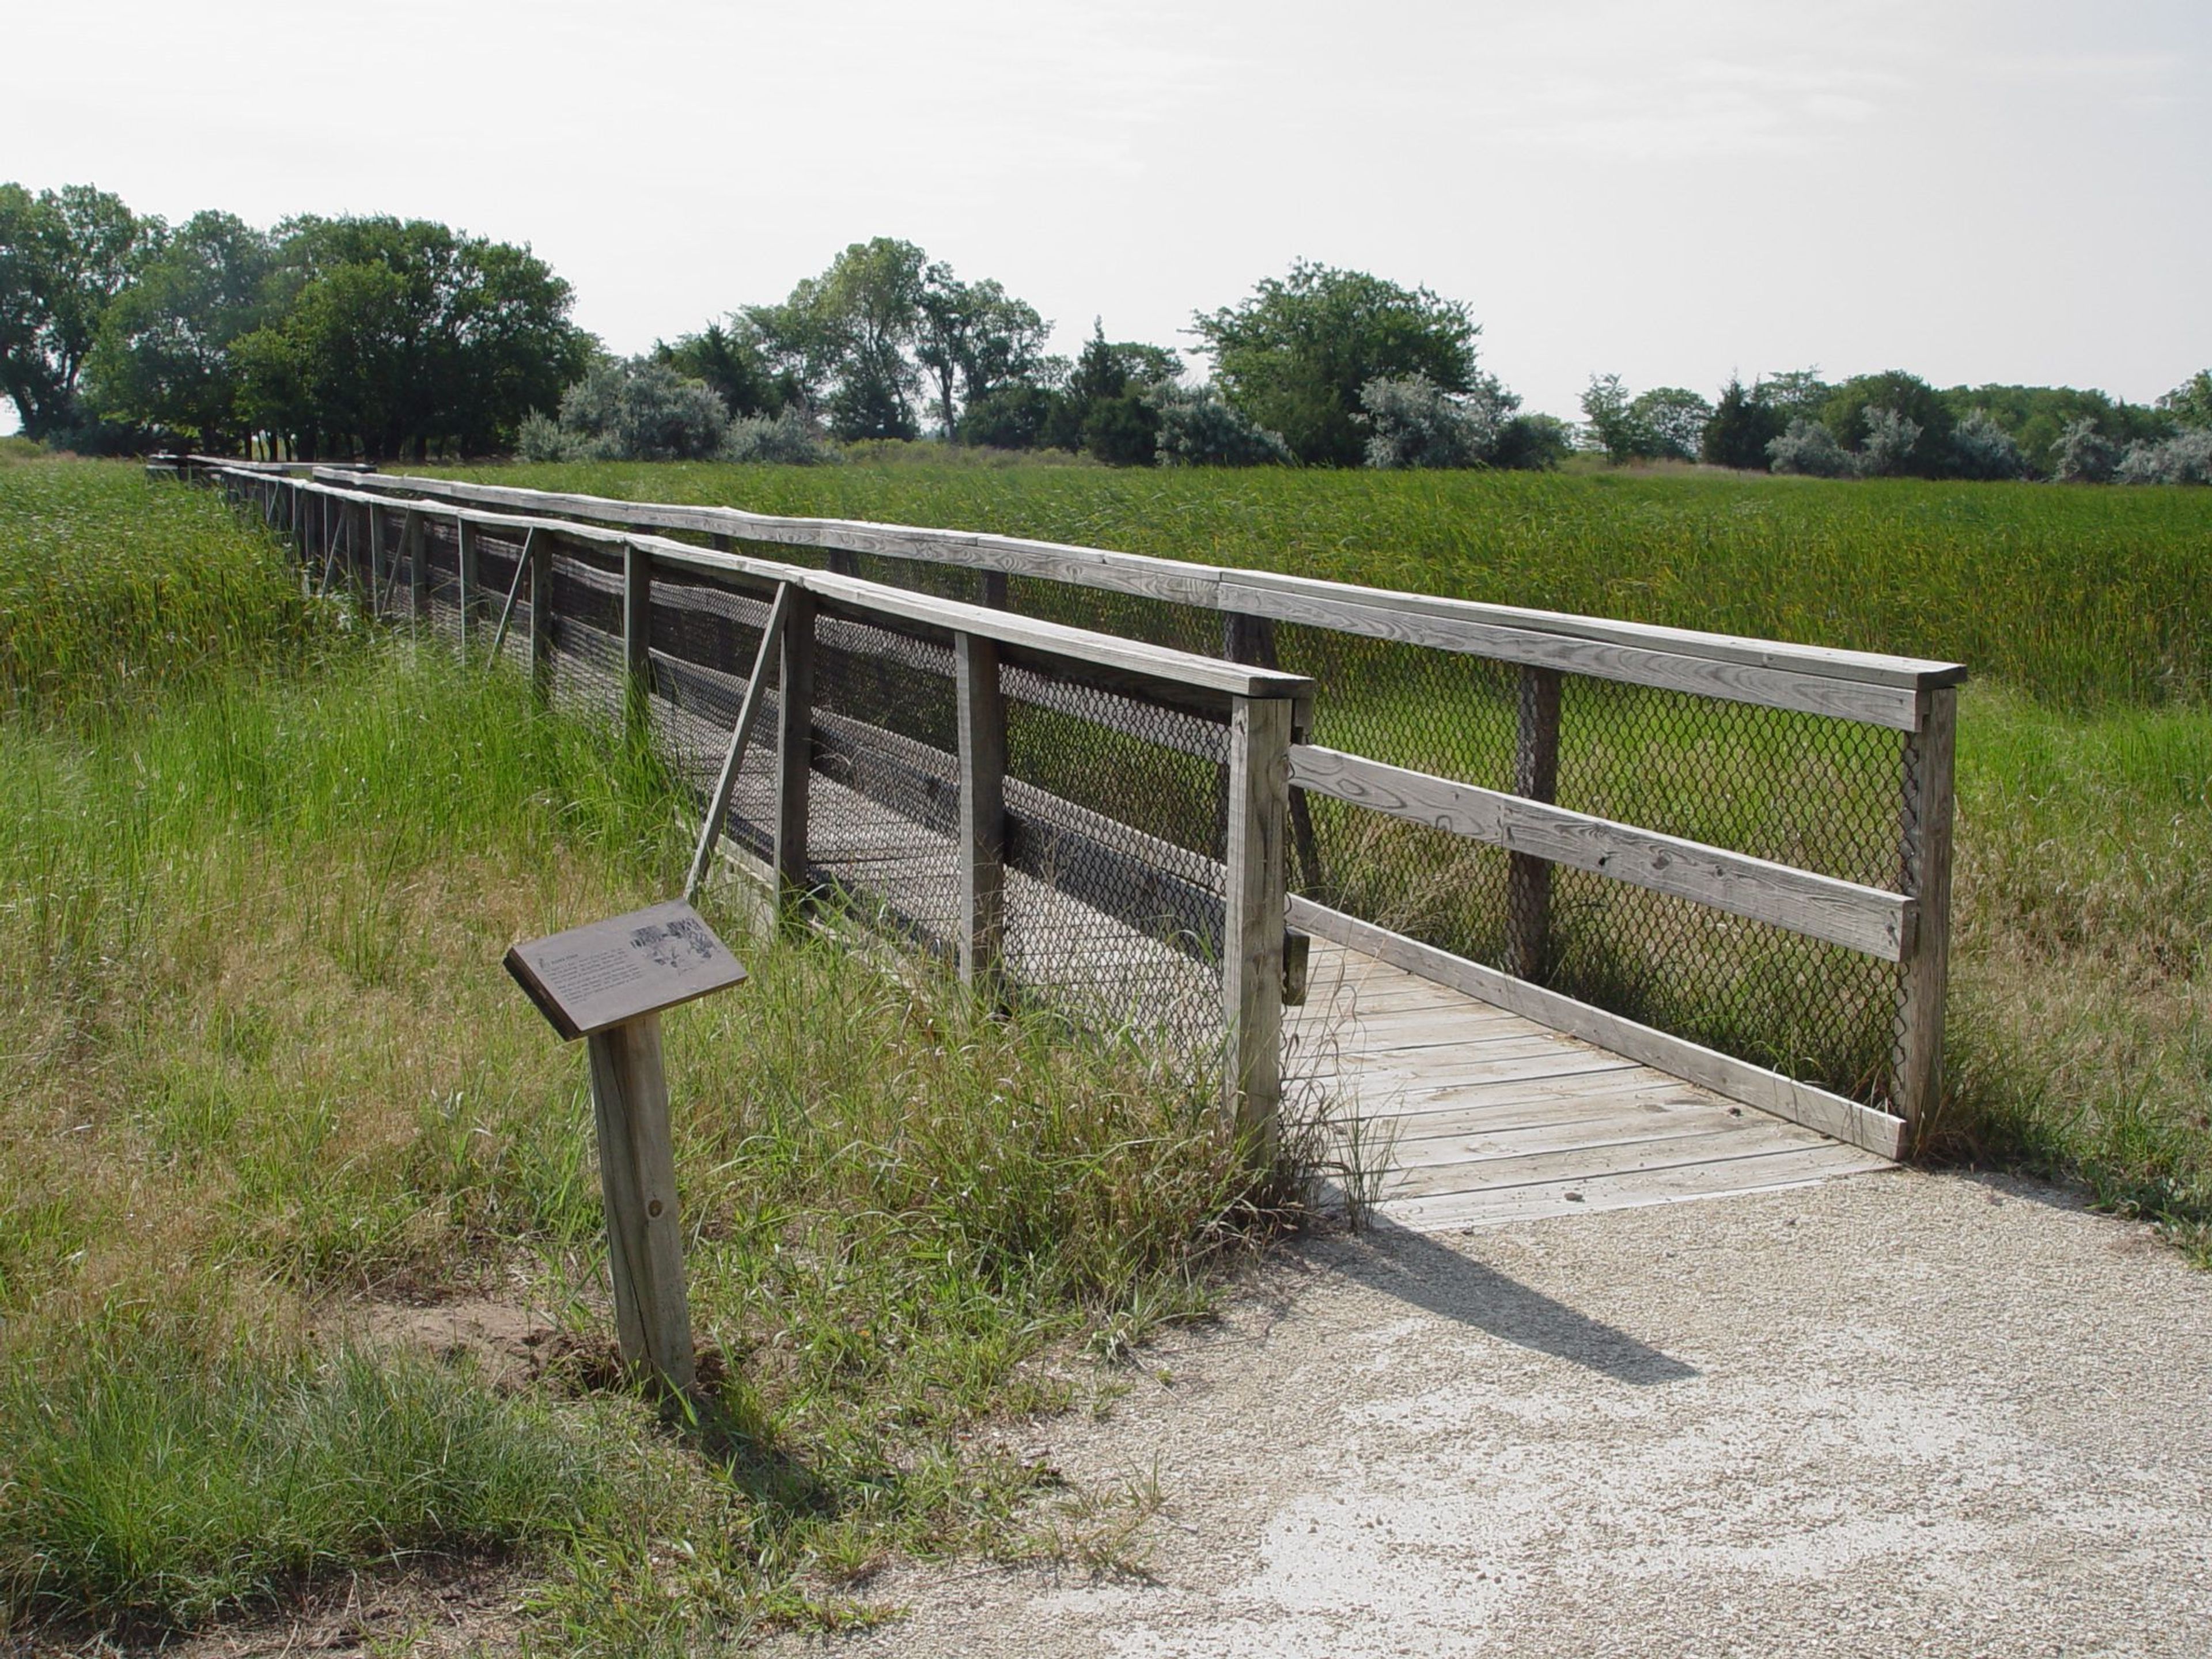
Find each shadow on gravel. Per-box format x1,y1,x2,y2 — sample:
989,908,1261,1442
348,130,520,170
1335,1218,1700,1385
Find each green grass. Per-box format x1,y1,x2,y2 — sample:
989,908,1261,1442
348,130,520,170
448,460,2212,709
0,463,1260,1646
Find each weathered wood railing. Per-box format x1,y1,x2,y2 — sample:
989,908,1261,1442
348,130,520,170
186,460,1313,1157
187,460,1964,1160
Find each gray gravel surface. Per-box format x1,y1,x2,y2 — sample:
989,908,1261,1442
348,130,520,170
772,1168,2212,1657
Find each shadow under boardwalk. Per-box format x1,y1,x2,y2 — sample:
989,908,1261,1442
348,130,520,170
1286,937,1889,1233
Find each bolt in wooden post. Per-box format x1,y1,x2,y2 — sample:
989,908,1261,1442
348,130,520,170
1222,693,1291,1164
773,589,816,922
955,631,1007,995
528,526,556,704
585,1012,696,1392
1895,684,1957,1152
622,540,654,737
1506,665,1562,982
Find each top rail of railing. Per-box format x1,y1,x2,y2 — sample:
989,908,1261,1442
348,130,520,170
292,464,1965,730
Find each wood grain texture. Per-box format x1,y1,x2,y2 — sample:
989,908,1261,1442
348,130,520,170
1289,744,1915,960
1224,696,1290,1159
956,632,1008,993
586,1013,696,1391
775,589,816,917
1287,895,1907,1160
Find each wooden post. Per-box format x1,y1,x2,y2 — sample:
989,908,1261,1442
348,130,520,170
456,516,480,648
827,548,859,578
622,540,654,736
1895,684,1957,1150
980,570,1009,609
404,510,428,626
955,631,1007,994
367,505,385,620
1506,665,1562,982
1222,693,1291,1163
585,1012,696,1392
1224,611,1323,897
773,589,816,919
528,526,555,704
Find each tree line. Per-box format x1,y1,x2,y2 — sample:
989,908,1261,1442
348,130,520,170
1582,366,2212,484
4,179,2206,482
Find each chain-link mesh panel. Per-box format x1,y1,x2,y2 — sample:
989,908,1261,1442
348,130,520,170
419,519,463,645
471,532,537,674
547,547,626,726
647,575,779,861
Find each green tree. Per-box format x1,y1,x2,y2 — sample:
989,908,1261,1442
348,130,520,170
916,264,1052,438
1820,371,1953,478
744,238,927,442
1192,260,1479,467
84,211,271,452
231,216,587,459
1047,321,1177,464
1630,387,1712,461
0,182,162,440
1701,374,1786,469
655,317,787,418
2156,369,2212,430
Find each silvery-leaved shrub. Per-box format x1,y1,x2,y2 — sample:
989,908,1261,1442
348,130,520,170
1358,372,1509,469
552,357,731,462
516,410,603,463
1951,408,2026,480
1766,418,1853,478
2115,427,2212,486
2052,416,2120,483
1853,406,1923,478
1150,382,1291,467
720,407,839,465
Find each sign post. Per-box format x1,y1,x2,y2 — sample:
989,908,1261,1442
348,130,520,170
505,900,747,1393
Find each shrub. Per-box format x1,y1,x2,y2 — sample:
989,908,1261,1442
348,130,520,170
1766,417,1853,478
2052,416,2120,484
1357,372,1505,469
1856,406,1924,478
1702,376,1787,470
1952,407,2026,480
515,408,592,463
719,406,839,466
1491,412,1574,471
2116,427,2212,486
1151,382,1290,467
551,357,732,463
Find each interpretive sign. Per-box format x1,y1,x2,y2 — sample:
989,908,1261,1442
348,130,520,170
504,899,748,1394
505,899,746,1041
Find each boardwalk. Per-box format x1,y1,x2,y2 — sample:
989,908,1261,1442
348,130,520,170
1288,938,1887,1230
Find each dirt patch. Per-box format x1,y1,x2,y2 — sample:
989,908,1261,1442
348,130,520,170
358,1296,564,1392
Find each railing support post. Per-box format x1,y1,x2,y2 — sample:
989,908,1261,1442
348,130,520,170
622,540,654,738
773,590,816,923
456,516,480,648
1895,685,1957,1151
528,526,555,705
404,509,428,627
1507,665,1562,982
1223,692,1291,1164
367,505,386,620
955,632,1007,996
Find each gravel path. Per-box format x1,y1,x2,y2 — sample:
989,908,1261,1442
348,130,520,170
774,1169,2212,1657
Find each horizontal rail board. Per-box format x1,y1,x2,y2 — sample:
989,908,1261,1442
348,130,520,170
1287,896,1907,1160
330,468,1964,711
1288,744,1914,960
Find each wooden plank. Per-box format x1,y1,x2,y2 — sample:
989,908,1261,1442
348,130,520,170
1351,1047,1644,1094
1894,683,1957,1149
1390,1119,1825,1199
1289,896,1908,1160
1223,695,1290,1159
1289,744,1915,961
956,632,1007,993
585,1012,696,1391
775,589,816,916
1225,578,1929,729
1382,1142,1889,1230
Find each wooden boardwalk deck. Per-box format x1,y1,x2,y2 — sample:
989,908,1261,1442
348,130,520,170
1286,938,1889,1231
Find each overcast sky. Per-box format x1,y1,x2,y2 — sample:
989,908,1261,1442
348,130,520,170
7,0,2209,431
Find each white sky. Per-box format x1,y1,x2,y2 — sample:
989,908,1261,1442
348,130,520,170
6,0,2208,432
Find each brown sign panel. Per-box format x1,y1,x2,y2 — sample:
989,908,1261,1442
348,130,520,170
505,900,747,1041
